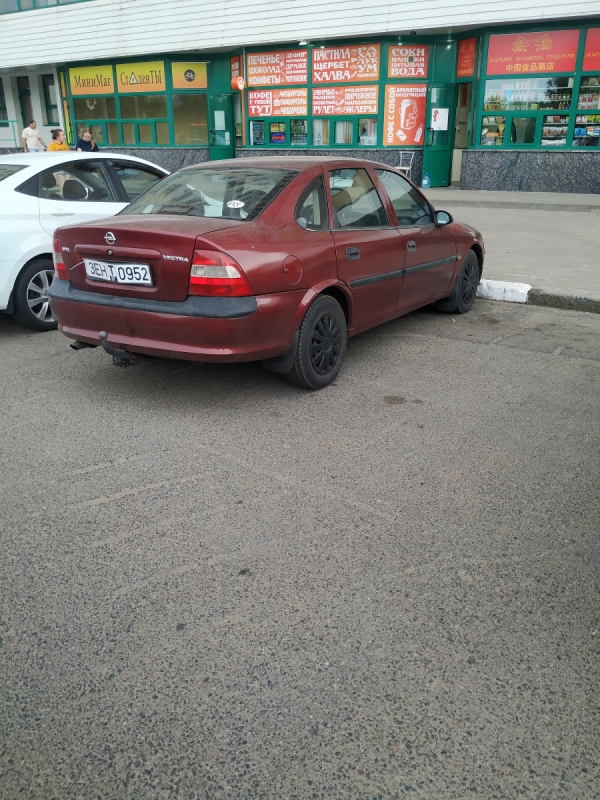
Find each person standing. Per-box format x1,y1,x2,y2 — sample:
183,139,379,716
47,128,70,152
22,120,46,152
76,129,99,152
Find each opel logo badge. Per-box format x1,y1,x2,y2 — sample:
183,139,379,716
104,232,116,245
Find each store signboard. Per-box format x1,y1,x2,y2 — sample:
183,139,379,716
117,62,166,92
247,89,308,116
312,44,380,83
383,84,426,146
388,46,428,78
457,39,477,77
583,28,600,71
312,86,378,115
230,56,242,80
486,30,579,75
171,63,208,90
69,65,114,95
246,50,308,87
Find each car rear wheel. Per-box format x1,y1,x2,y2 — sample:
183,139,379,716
286,295,347,390
436,249,479,314
13,258,58,332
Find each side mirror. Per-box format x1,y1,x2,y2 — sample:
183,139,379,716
434,210,453,226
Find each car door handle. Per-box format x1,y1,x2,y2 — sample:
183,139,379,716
407,240,417,252
346,246,360,260
51,212,75,217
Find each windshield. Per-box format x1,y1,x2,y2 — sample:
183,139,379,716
121,166,298,220
0,164,26,182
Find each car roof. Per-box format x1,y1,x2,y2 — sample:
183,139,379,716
179,155,392,172
0,151,169,172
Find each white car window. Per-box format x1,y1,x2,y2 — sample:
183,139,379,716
111,161,164,201
39,161,117,203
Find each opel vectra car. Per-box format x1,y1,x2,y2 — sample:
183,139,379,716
50,157,484,389
0,152,168,331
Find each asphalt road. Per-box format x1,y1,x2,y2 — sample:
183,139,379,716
1,300,599,800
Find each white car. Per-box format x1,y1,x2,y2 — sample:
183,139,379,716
0,152,169,331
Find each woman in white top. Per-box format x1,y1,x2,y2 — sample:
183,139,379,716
22,120,47,153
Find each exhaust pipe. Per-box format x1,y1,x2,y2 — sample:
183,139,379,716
98,331,142,367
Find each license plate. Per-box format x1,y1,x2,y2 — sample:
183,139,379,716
84,258,153,286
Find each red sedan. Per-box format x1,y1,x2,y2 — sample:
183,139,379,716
50,157,484,389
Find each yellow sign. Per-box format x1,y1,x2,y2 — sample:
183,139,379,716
171,62,208,90
69,65,114,96
117,62,166,93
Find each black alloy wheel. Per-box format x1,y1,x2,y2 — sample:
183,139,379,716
12,258,58,332
286,295,347,390
436,249,480,314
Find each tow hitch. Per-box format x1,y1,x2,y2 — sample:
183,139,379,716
98,331,142,368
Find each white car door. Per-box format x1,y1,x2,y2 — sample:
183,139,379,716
38,159,125,236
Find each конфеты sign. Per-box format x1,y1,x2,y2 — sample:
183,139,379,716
246,51,308,86
248,89,308,116
486,30,579,74
312,86,378,115
384,84,426,146
388,46,428,78
312,45,380,83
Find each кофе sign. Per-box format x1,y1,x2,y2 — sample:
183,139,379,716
248,89,308,116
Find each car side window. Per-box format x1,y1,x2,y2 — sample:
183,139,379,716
111,161,164,201
39,161,117,203
329,168,388,229
375,169,433,227
295,176,328,230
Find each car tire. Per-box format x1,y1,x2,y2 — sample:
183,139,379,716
286,295,347,390
12,258,58,332
436,249,479,314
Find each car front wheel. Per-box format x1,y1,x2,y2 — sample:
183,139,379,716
286,295,347,390
12,258,58,332
436,249,479,314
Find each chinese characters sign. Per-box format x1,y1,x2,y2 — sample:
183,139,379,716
312,44,380,83
312,86,378,115
486,30,579,75
246,50,308,86
583,28,600,71
457,39,476,77
247,89,308,117
388,46,428,78
383,84,426,146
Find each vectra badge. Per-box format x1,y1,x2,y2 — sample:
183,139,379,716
104,232,116,245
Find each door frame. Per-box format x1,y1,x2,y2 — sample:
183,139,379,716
422,83,457,187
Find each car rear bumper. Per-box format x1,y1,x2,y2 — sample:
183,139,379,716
49,279,303,362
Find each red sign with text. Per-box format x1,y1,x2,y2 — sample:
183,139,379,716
583,28,600,71
457,39,476,77
486,30,579,75
312,44,380,83
246,50,308,87
312,86,378,115
383,84,426,146
247,89,308,117
388,46,428,78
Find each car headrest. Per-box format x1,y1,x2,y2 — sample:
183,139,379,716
62,180,88,201
42,173,57,190
332,189,352,210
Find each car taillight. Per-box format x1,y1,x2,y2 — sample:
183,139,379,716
52,235,69,281
188,249,251,297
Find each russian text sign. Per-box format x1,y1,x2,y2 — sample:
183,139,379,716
312,44,380,83
69,65,114,96
117,62,166,92
583,28,600,72
388,46,428,78
457,39,477,78
246,51,308,87
383,84,426,146
312,86,378,115
486,30,579,75
248,89,308,116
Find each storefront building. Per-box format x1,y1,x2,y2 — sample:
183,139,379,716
1,0,599,192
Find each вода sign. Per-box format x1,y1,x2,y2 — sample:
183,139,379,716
456,39,477,78
117,62,166,92
388,46,428,78
583,28,600,71
312,86,378,115
247,89,308,116
486,30,579,75
171,63,208,90
246,51,308,87
312,44,380,83
383,84,426,146
69,65,114,95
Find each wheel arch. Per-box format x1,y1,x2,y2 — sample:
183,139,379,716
5,252,53,314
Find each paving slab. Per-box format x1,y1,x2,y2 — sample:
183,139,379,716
425,187,600,212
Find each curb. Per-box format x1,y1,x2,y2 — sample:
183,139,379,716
430,200,600,213
477,279,600,314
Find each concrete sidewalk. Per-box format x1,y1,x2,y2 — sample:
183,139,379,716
423,188,600,314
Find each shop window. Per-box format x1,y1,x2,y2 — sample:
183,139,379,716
138,123,153,144
41,74,59,125
295,176,328,230
359,118,377,145
334,121,353,145
290,119,307,146
375,169,432,226
74,97,117,120
541,115,569,147
480,116,506,146
120,95,167,119
172,94,208,145
122,122,135,145
329,168,388,229
573,114,600,147
510,117,536,144
250,120,265,146
269,122,286,145
312,119,329,146
234,94,242,147
156,121,170,145
483,77,573,112
107,122,119,145
578,76,600,110
88,124,105,145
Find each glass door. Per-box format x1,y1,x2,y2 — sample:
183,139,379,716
422,83,456,187
209,95,235,160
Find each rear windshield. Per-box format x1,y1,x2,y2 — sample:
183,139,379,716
0,164,27,182
120,166,298,221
